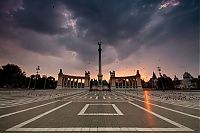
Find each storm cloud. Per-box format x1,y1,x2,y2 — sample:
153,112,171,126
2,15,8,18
0,0,199,79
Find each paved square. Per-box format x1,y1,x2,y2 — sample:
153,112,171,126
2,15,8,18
78,104,124,115
0,90,199,132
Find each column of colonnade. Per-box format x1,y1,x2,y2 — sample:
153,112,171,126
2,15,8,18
56,69,90,89
60,76,85,89
109,70,142,90
67,77,85,88
114,78,137,89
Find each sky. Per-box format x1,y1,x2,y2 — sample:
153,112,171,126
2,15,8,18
0,0,199,81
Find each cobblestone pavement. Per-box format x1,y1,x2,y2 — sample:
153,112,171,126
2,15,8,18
0,89,199,132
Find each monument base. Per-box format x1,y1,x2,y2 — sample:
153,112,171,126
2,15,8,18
56,85,63,89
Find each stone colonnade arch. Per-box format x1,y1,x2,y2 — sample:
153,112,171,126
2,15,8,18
56,69,90,89
109,70,142,90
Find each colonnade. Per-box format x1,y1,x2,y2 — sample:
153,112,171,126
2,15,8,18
56,69,90,89
110,70,142,89
114,78,137,88
62,76,85,88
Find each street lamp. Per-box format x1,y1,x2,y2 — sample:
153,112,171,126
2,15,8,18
157,66,165,91
34,66,40,89
28,76,32,89
43,74,47,89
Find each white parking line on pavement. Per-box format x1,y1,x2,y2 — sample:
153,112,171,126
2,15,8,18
128,101,193,131
77,93,89,99
0,100,60,119
0,92,84,119
112,104,123,115
7,127,193,132
124,95,200,120
0,91,85,109
78,104,124,116
6,101,72,131
119,91,200,110
5,93,194,132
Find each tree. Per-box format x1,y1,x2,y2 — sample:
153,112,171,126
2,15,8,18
173,75,181,89
0,64,26,88
157,74,174,90
0,68,3,87
146,72,157,89
0,63,57,89
152,72,157,79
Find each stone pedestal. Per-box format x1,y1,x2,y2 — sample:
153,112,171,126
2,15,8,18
56,69,63,89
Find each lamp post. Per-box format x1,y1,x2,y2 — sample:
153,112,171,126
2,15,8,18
157,66,165,91
43,74,47,89
28,76,31,89
34,66,40,89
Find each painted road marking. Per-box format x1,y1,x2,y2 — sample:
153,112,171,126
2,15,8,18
69,101,127,103
128,101,193,131
78,104,123,116
6,99,193,132
0,93,84,119
120,91,200,110
0,100,60,119
0,91,84,109
6,127,193,132
78,93,89,99
123,94,200,120
6,101,72,131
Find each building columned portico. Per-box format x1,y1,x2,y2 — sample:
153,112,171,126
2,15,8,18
109,70,142,90
56,69,90,89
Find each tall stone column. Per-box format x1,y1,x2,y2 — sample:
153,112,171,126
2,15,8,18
76,79,78,88
73,78,75,88
69,78,71,88
81,79,82,88
66,77,68,88
97,42,103,87
64,78,66,88
125,79,127,88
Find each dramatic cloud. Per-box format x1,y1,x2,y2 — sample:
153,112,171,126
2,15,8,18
159,0,180,9
0,0,199,80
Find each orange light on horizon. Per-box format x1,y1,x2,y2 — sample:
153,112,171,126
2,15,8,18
89,68,150,82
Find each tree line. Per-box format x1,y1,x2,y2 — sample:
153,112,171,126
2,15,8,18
0,64,57,89
144,72,200,90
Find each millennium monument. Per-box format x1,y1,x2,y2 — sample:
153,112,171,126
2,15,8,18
56,41,142,90
97,42,103,88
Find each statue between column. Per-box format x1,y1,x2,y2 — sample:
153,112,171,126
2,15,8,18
84,71,90,89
